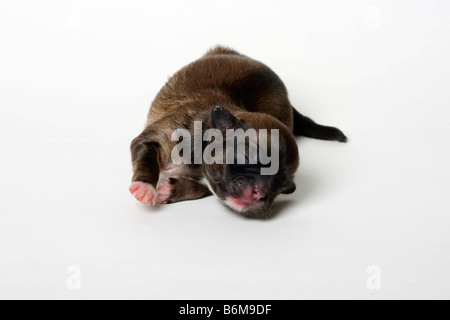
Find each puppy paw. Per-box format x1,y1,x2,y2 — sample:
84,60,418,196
329,127,347,143
157,179,174,204
129,182,157,206
334,129,348,143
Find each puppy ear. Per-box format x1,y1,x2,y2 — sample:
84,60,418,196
211,106,237,134
281,181,296,194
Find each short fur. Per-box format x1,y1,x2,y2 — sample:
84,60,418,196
130,46,346,217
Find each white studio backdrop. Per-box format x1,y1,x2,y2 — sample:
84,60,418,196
0,0,449,299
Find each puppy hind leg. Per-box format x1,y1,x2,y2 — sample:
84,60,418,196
292,107,347,143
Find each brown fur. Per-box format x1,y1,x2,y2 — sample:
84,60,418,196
130,46,346,214
146,47,293,128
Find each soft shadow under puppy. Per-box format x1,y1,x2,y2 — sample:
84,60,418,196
260,172,321,220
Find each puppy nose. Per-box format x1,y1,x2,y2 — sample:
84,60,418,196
252,188,266,201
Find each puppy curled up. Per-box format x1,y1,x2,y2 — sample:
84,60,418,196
130,47,347,218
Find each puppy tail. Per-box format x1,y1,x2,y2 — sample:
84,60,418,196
292,107,347,143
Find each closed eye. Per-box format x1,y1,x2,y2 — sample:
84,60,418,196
230,164,261,174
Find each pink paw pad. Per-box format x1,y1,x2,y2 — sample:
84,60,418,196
157,179,173,204
129,182,157,206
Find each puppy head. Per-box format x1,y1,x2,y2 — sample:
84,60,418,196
201,106,299,218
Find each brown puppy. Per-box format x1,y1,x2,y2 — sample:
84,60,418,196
130,47,346,217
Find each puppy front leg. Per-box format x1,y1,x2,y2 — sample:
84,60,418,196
157,178,211,204
129,135,161,206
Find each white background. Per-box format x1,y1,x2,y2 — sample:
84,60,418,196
1,0,449,300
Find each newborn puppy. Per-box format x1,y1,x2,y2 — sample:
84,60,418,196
130,47,346,217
